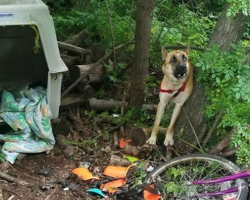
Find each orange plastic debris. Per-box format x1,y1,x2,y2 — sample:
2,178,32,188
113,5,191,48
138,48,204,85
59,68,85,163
103,165,133,178
119,139,131,148
143,184,161,200
72,167,99,181
100,179,126,194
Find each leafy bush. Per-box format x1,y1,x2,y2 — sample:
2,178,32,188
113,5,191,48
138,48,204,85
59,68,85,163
196,43,250,164
52,0,135,46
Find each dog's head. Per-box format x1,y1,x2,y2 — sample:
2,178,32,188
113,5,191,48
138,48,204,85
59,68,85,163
161,46,190,80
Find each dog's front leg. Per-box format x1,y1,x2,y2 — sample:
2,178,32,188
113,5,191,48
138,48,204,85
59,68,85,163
164,103,183,146
147,100,167,145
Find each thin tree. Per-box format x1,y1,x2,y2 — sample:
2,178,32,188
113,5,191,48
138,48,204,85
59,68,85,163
128,0,157,107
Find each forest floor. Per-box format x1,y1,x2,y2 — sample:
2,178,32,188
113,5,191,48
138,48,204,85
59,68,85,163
0,113,166,200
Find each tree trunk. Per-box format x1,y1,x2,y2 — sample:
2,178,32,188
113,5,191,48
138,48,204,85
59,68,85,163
128,0,156,107
174,4,249,153
208,4,250,50
174,79,207,153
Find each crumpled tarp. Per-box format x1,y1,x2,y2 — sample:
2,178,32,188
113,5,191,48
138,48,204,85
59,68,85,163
0,85,55,163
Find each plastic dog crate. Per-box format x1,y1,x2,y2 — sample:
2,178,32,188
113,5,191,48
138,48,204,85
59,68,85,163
0,0,68,119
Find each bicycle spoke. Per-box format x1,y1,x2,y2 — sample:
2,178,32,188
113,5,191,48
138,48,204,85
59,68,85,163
149,156,242,200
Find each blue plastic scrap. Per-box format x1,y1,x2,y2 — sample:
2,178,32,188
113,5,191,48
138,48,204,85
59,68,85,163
86,188,107,198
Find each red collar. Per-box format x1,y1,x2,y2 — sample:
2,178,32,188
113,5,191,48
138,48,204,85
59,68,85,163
159,81,187,97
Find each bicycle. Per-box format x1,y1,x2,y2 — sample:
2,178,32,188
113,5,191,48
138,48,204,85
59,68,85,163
144,154,249,200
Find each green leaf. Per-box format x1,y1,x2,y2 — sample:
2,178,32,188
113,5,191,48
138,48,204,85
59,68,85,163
236,92,241,99
225,74,230,81
226,11,232,17
125,156,138,163
216,77,221,84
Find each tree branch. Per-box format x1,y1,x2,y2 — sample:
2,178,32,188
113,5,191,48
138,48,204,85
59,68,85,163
105,0,116,70
202,111,224,147
209,133,232,155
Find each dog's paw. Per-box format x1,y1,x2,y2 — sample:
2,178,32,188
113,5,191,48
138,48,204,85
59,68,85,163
146,135,157,145
164,136,174,146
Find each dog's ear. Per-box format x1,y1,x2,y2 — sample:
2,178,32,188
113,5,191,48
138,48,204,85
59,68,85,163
185,46,190,55
161,46,167,61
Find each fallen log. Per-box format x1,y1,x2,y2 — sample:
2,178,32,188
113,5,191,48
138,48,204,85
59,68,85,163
61,38,134,98
91,44,107,62
61,54,82,67
58,41,91,55
64,30,88,46
87,98,157,111
220,148,237,157
60,95,86,111
77,84,96,97
69,64,107,83
141,126,168,137
60,96,157,113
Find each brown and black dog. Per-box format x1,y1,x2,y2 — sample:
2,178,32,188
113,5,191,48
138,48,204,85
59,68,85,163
147,47,193,146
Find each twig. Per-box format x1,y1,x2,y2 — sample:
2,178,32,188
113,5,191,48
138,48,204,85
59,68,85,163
104,0,116,70
120,88,127,137
0,172,29,186
8,164,40,181
220,148,237,158
113,131,119,148
76,106,80,119
61,39,134,98
202,111,223,147
183,107,204,153
1,186,20,197
209,133,232,155
7,195,15,200
177,135,204,153
126,0,135,39
44,186,57,200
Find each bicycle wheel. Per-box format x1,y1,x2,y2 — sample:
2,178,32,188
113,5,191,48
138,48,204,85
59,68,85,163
144,154,249,200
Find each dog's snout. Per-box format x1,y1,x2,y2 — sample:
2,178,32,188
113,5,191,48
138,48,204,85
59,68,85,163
180,64,187,69
177,64,187,72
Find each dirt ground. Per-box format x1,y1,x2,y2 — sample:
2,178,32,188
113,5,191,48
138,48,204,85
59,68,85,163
1,146,85,200
0,115,155,200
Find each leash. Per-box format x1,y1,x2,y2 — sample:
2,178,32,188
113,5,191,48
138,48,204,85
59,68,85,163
158,81,187,97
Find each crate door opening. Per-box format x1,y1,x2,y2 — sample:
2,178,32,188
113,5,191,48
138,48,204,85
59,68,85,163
0,25,48,86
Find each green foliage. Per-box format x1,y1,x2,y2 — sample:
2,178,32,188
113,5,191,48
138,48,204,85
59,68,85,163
43,0,76,12
30,24,41,54
153,4,216,47
196,43,250,164
0,152,5,163
131,161,148,187
225,0,250,17
104,63,126,83
46,0,250,164
52,0,135,45
164,167,188,197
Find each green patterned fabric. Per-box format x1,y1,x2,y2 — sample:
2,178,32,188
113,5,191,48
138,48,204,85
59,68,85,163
0,86,55,163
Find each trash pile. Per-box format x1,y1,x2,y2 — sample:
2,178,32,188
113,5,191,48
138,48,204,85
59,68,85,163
69,139,162,200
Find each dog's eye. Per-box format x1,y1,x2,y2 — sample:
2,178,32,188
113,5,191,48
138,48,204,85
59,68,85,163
182,55,187,61
170,57,176,63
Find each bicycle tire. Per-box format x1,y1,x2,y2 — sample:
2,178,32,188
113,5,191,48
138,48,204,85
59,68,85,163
144,154,249,200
